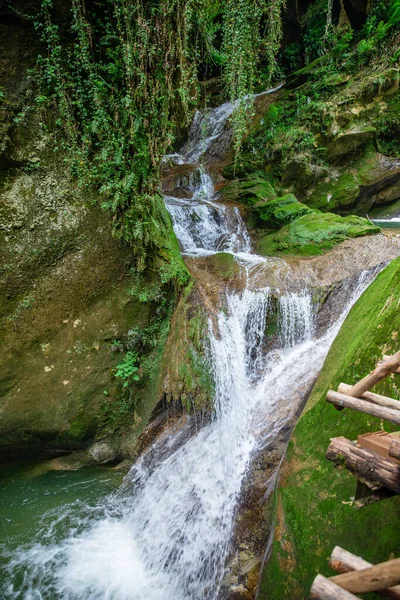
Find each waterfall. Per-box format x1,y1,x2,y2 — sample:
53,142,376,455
0,89,383,599
0,272,378,600
279,292,315,349
165,170,251,257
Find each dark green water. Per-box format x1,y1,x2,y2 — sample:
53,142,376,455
0,460,124,586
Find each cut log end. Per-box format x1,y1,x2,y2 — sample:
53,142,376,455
310,574,360,600
329,547,400,600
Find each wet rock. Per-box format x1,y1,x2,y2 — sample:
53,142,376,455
227,585,252,600
88,441,116,464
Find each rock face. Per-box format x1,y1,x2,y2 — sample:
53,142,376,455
259,257,400,599
0,6,179,462
223,65,400,222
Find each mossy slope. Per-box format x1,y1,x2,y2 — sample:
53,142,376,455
260,257,400,599
254,195,379,257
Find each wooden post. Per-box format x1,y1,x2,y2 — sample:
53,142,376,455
389,439,400,460
326,391,400,425
348,351,400,398
310,574,360,599
338,383,400,412
330,557,400,594
326,437,400,493
329,547,400,600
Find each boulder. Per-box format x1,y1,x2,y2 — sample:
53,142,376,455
88,441,116,464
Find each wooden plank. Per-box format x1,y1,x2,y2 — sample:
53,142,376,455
310,574,360,599
326,437,400,494
338,383,400,412
348,351,400,397
389,439,400,460
326,391,400,425
330,557,400,594
329,546,400,600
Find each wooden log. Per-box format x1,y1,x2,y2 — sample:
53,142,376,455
382,356,400,375
389,439,400,460
330,557,400,594
326,436,400,494
329,546,400,600
310,574,360,599
338,383,400,412
326,391,400,424
348,351,400,397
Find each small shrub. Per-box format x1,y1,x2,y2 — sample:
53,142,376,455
114,351,139,388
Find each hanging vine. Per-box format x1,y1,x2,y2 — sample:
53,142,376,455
34,0,204,272
221,0,285,152
31,0,285,267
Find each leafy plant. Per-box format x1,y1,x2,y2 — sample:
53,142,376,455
114,351,140,388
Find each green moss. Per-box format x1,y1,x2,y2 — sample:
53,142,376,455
307,173,361,211
220,175,277,206
255,194,313,228
256,211,380,257
66,410,98,442
260,258,400,599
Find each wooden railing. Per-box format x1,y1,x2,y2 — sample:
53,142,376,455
325,352,400,500
311,547,400,600
326,351,400,424
309,354,400,598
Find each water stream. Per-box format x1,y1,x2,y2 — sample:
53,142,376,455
0,92,382,599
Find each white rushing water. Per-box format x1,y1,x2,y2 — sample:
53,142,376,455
0,89,382,600
165,170,251,257
1,269,378,600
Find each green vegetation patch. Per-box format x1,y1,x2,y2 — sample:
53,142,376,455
255,194,313,228
256,210,379,257
220,175,277,206
260,258,400,599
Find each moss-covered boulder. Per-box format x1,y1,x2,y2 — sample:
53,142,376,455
219,175,277,206
256,210,380,257
307,149,400,214
325,126,376,162
255,194,313,228
259,257,400,599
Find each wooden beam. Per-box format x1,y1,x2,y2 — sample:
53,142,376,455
330,557,400,594
348,351,400,397
326,437,400,494
329,547,400,600
326,391,400,424
382,356,400,375
338,383,400,412
310,574,360,599
389,439,400,460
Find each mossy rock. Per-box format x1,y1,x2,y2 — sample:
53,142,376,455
325,127,376,162
220,175,277,206
256,211,380,257
306,149,400,215
222,154,262,179
255,194,313,229
260,257,400,599
370,197,400,220
306,172,361,211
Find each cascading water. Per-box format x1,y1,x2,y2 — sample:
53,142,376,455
0,271,377,599
0,91,383,600
279,293,316,349
165,169,251,257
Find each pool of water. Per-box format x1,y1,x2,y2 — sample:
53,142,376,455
0,460,125,591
